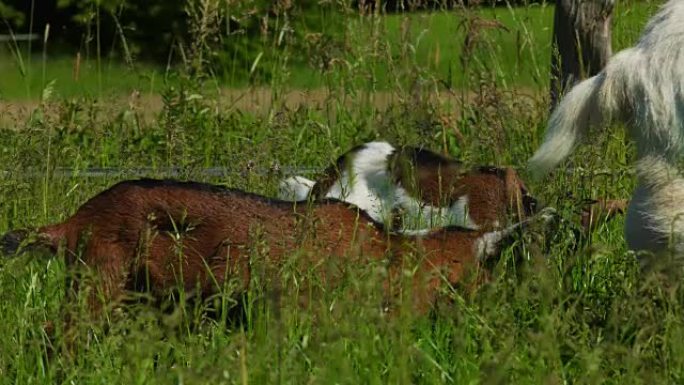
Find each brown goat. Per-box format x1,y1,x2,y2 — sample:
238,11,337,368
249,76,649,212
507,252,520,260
1,178,545,321
279,141,538,231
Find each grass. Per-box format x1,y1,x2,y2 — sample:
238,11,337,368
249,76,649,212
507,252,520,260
0,0,682,383
0,49,166,100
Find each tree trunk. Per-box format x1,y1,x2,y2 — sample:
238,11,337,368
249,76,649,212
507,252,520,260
550,0,615,107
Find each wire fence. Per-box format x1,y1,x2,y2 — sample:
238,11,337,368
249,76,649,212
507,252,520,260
0,166,322,179
0,33,39,42
0,166,634,180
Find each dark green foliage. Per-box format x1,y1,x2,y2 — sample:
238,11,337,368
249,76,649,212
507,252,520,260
0,0,344,82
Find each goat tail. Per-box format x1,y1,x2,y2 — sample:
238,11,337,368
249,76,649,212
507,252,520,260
1,224,64,258
528,47,642,178
529,73,612,177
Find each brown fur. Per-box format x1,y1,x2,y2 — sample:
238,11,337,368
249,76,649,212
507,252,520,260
581,198,628,231
2,179,513,320
388,148,537,229
389,160,536,230
388,146,466,206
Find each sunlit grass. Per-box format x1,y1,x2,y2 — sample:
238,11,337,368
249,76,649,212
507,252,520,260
0,50,165,100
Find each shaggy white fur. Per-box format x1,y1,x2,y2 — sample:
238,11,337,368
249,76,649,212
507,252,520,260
529,0,684,257
625,156,684,257
529,0,684,176
277,141,478,230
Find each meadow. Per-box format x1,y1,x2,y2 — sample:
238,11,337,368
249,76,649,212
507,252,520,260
0,1,682,383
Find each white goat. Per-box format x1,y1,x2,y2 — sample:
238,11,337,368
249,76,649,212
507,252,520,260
529,0,684,257
529,0,684,175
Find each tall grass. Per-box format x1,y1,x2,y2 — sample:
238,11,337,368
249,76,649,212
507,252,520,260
0,0,680,383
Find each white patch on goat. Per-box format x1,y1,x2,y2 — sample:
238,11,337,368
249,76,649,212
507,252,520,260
324,141,397,224
441,195,478,229
278,176,316,201
394,228,433,238
475,230,507,261
395,188,478,230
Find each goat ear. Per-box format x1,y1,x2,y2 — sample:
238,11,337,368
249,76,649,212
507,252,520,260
580,198,628,231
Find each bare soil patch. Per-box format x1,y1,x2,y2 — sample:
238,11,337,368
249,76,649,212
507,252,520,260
0,87,541,128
